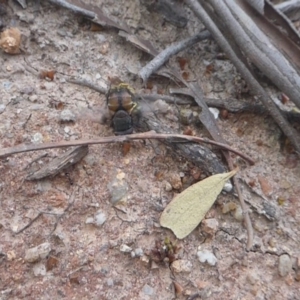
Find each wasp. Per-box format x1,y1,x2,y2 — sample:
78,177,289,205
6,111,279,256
106,81,141,135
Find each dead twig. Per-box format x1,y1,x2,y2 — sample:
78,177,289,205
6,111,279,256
139,30,211,83
66,78,107,94
22,114,32,129
277,0,300,21
13,188,78,235
67,78,300,120
26,145,88,180
48,0,95,18
170,87,300,121
0,132,255,165
23,153,48,170
184,0,256,249
67,78,194,105
185,0,300,156
14,212,43,234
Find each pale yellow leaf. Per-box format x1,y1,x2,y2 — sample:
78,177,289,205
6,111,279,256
160,169,238,239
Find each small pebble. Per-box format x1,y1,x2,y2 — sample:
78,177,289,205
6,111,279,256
33,262,47,276
140,255,150,266
246,272,259,285
179,108,194,125
106,278,114,286
3,82,12,90
31,132,43,143
20,86,34,95
94,211,107,226
222,201,237,214
209,107,219,119
153,99,170,114
164,181,172,192
99,41,110,54
60,109,76,122
107,178,128,204
234,205,243,221
25,242,51,263
28,95,38,102
57,29,67,37
171,259,193,273
142,284,155,296
6,250,16,261
96,34,107,43
201,218,219,235
168,172,182,190
0,104,5,114
64,126,70,134
120,244,132,253
86,210,107,227
278,254,292,277
134,248,144,257
223,180,233,192
197,249,217,266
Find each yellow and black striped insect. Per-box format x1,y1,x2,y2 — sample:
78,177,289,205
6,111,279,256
106,82,141,135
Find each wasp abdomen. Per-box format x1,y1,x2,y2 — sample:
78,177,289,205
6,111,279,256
112,110,133,135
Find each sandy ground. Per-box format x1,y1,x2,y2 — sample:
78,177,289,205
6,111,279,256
0,1,300,299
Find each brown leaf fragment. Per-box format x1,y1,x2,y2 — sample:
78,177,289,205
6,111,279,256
69,274,80,285
0,27,21,54
40,70,56,81
46,256,59,271
281,93,289,104
177,57,188,70
258,176,272,196
89,22,103,31
173,281,184,295
122,142,131,156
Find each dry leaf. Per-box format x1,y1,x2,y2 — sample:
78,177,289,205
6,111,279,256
122,142,131,156
160,169,237,239
0,28,21,54
176,57,188,70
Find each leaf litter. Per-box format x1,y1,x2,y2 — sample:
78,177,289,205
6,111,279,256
160,169,237,239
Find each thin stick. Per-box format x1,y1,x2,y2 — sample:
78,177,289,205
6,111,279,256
14,212,43,234
48,0,96,19
139,30,211,83
66,78,107,94
0,132,255,165
185,0,256,249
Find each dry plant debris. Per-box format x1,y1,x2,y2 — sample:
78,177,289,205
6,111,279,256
0,0,300,299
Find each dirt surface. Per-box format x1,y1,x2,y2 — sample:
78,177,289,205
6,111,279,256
0,1,300,299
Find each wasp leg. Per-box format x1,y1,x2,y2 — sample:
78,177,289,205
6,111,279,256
128,102,138,114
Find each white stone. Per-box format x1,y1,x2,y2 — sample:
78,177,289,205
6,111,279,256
209,107,220,119
120,244,132,253
25,242,51,263
197,249,217,266
94,211,107,226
